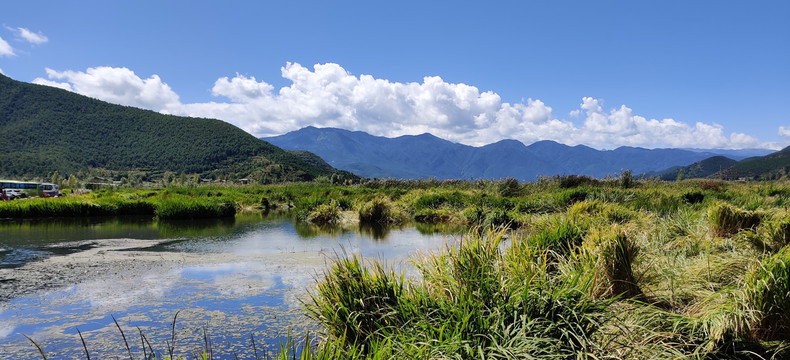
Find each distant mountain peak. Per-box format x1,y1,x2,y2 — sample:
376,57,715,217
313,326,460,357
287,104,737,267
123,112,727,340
262,127,765,181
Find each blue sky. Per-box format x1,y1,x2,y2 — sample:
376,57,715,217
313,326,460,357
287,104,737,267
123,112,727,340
1,1,788,149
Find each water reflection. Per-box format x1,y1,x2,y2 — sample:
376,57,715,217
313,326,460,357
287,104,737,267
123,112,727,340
0,212,459,359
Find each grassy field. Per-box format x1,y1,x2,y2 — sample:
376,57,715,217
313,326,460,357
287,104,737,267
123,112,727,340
11,176,790,358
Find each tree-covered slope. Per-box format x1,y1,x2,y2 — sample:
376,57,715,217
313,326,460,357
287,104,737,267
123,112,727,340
0,74,348,182
713,147,790,180
649,156,738,180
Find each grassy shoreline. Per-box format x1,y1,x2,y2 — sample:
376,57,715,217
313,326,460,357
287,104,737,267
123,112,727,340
10,177,790,358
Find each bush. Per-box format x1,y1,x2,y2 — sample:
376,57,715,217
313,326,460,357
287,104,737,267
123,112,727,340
619,169,634,189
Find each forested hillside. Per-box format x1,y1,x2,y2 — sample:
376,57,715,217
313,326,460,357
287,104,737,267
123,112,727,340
650,156,738,180
714,146,790,180
0,74,351,182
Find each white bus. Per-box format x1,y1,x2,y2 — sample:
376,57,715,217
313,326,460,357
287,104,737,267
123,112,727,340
0,180,60,199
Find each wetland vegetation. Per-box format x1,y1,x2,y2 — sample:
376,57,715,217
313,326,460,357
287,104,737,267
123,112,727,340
6,175,790,358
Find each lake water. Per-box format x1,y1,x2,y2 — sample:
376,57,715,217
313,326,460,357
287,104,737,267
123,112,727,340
0,213,459,359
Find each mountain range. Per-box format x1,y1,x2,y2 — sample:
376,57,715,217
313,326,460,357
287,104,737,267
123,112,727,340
0,74,352,182
263,127,774,181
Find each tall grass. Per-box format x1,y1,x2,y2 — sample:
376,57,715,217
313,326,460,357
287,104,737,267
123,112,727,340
307,228,611,358
358,198,404,224
744,246,790,340
305,200,341,225
708,202,762,237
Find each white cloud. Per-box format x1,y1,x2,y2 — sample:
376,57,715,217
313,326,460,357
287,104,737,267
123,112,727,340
34,67,180,110
0,35,14,57
32,77,73,91
12,27,48,45
779,126,790,138
0,67,4,75
35,62,766,150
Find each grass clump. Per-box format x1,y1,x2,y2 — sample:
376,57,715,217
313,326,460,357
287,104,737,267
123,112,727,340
307,228,611,358
528,220,584,257
744,246,790,340
307,254,409,348
585,226,643,300
757,212,790,251
306,200,341,225
708,202,762,237
358,198,403,224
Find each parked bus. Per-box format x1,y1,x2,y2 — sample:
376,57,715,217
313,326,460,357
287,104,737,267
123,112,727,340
0,180,60,198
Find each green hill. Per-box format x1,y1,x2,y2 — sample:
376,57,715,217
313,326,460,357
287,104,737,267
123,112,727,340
653,155,738,180
713,147,790,180
0,74,353,183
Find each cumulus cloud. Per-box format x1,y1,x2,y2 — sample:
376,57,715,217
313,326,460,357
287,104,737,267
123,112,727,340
34,62,765,149
0,35,14,57
8,27,48,45
779,126,790,138
34,67,180,110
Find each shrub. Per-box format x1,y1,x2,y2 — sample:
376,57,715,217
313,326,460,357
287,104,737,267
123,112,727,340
619,169,635,189
708,202,762,237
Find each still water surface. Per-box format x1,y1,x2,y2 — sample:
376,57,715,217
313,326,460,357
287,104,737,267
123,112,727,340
0,213,458,359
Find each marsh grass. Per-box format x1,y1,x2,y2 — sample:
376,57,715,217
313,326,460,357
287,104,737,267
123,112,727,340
708,202,762,237
306,200,341,225
14,179,790,358
155,195,236,219
357,198,404,225
306,228,611,358
744,246,790,340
